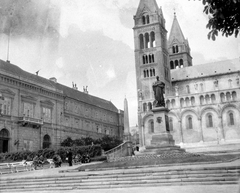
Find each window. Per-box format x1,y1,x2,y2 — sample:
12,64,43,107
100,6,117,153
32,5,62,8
186,85,190,94
200,95,204,105
42,107,51,122
170,61,174,69
150,32,155,47
206,114,213,128
228,112,234,126
169,118,173,131
43,134,51,149
148,102,152,110
232,91,237,101
143,103,147,112
0,97,11,115
172,46,175,54
142,16,145,25
23,102,34,117
191,97,195,106
186,116,193,129
145,33,150,48
149,120,154,133
211,94,216,103
139,34,144,49
220,93,225,102
146,15,150,24
175,60,179,69
180,59,183,68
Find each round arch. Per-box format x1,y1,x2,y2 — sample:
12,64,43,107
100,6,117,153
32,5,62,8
200,107,220,118
180,109,199,120
220,103,240,116
0,128,10,153
43,134,51,149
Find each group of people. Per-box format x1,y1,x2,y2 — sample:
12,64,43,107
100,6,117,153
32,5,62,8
27,149,90,169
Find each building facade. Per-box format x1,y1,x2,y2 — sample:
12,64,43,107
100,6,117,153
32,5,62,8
134,0,240,148
0,60,124,153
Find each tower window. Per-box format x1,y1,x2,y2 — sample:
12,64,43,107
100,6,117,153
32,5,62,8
142,55,145,64
172,46,175,54
139,34,144,49
175,60,179,69
150,31,155,47
146,15,150,24
142,16,145,25
176,45,179,53
180,59,183,68
170,61,174,69
145,33,150,48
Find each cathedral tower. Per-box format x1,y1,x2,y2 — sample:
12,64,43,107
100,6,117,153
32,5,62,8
133,0,171,146
168,12,192,69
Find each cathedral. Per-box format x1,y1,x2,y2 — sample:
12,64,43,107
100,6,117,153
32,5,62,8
133,0,240,149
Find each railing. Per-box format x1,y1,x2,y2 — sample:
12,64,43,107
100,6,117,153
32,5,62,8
19,116,43,127
105,141,133,162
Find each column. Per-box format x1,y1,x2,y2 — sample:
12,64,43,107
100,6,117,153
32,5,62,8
198,118,204,142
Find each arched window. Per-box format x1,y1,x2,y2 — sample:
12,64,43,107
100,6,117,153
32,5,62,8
145,33,150,48
176,45,179,53
226,92,231,101
175,60,179,69
180,98,184,108
191,97,195,106
205,95,210,104
152,68,155,76
166,100,170,109
149,55,152,63
220,93,225,102
172,46,175,54
142,55,145,64
139,34,144,49
149,120,154,133
150,69,153,77
232,91,237,101
150,31,155,47
43,134,51,149
146,15,150,24
228,112,235,126
211,94,216,103
145,55,148,64
148,102,152,110
180,59,183,68
152,54,154,62
200,95,204,105
143,70,146,78
206,114,213,128
186,116,193,129
185,98,190,107
170,61,174,69
169,117,173,131
143,103,147,112
0,129,9,153
142,16,146,25
146,69,149,77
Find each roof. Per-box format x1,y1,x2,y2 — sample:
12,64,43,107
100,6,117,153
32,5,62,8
171,58,240,81
135,0,160,17
0,59,119,113
168,13,185,45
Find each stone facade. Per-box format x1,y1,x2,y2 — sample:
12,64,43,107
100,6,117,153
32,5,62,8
134,0,240,149
0,60,124,153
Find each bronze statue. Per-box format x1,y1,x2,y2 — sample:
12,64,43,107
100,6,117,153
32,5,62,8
152,76,165,107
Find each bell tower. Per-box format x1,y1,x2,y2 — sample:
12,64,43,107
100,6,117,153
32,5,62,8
133,0,171,147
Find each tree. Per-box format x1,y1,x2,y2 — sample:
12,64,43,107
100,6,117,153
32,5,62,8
202,0,240,40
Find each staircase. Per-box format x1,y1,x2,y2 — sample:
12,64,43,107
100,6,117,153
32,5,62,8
1,165,239,192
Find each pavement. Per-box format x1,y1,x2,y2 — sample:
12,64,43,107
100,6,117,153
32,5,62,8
1,159,240,193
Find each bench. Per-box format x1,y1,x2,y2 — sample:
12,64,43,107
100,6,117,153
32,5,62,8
9,160,29,173
0,163,12,174
46,159,54,168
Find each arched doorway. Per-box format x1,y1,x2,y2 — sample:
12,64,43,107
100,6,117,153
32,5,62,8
43,134,51,149
0,129,9,153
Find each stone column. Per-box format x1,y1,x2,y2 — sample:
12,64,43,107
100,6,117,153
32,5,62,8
198,118,204,142
179,120,184,143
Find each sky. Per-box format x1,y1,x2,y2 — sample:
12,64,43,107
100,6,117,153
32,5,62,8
0,0,239,127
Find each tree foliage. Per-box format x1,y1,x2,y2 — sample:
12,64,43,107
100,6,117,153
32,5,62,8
202,0,240,40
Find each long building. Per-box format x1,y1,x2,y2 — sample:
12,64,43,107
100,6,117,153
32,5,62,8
0,60,124,153
134,0,240,149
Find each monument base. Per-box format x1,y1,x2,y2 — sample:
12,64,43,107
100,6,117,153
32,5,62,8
143,106,185,155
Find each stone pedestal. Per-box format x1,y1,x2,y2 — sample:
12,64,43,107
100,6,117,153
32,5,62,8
150,107,175,146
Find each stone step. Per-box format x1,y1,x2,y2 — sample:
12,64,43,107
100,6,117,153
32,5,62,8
1,177,239,192
1,167,239,184
1,171,239,187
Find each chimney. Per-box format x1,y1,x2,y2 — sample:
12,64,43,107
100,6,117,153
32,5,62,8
49,77,57,83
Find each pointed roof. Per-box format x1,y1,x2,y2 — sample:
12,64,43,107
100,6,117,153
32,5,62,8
135,0,160,17
168,13,185,44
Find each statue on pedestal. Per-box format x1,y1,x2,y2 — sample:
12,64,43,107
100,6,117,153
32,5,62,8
152,76,165,107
